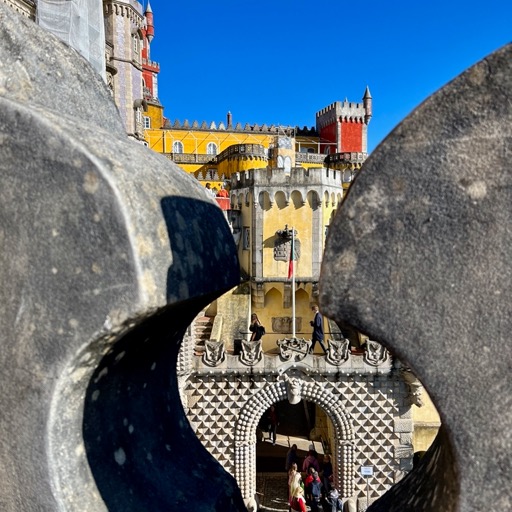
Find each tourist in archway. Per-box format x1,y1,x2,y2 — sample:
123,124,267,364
265,405,279,445
321,454,333,493
286,443,299,471
302,449,320,472
325,488,344,511
290,485,307,512
304,468,322,512
288,462,300,506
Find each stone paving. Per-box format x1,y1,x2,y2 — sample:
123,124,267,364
256,472,290,511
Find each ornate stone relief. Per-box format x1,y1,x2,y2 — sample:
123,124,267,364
363,340,389,366
273,237,301,262
326,338,350,366
202,340,225,367
274,225,300,262
271,316,302,334
277,337,311,361
281,374,302,404
400,366,424,407
240,339,262,366
186,362,411,507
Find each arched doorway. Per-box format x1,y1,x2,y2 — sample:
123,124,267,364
255,398,317,471
235,377,355,503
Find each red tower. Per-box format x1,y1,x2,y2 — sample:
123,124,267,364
316,87,372,155
141,1,159,102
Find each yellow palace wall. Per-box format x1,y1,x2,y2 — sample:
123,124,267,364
144,110,324,182
235,186,336,352
251,283,319,353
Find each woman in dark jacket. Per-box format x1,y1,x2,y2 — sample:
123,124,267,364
249,313,264,341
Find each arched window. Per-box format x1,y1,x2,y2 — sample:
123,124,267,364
152,74,158,99
132,33,141,64
284,156,291,174
173,141,184,154
206,142,218,155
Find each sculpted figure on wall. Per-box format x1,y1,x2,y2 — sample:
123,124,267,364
363,340,388,366
326,338,350,366
202,340,226,367
400,366,424,407
282,374,302,404
277,337,311,362
240,339,262,366
272,316,302,334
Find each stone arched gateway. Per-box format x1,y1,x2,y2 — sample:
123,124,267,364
234,376,355,502
181,338,415,510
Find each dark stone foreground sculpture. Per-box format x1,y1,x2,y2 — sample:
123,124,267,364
0,4,244,511
320,44,512,511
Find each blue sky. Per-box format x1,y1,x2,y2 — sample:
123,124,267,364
148,0,511,153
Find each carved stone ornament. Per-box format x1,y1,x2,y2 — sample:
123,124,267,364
202,340,226,367
240,339,262,366
277,337,311,362
400,366,424,407
272,316,302,334
273,237,301,262
282,374,302,404
363,340,388,366
326,338,350,366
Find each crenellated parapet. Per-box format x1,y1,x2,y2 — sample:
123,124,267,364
295,126,319,136
162,118,313,135
316,100,368,129
230,166,344,189
104,0,145,28
142,57,160,71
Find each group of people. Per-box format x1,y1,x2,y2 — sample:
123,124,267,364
286,446,343,512
204,182,229,198
249,305,326,350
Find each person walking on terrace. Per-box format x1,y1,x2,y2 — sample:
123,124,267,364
249,313,265,341
310,305,327,354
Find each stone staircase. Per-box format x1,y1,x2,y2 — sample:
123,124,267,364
193,314,214,354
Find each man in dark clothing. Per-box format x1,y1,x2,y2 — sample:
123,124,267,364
285,443,298,470
310,305,327,354
266,405,279,445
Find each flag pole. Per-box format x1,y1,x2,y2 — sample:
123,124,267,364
291,227,296,339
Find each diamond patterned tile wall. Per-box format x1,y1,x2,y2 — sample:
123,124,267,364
182,368,412,508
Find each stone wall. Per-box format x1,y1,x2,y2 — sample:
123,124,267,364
182,351,413,509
